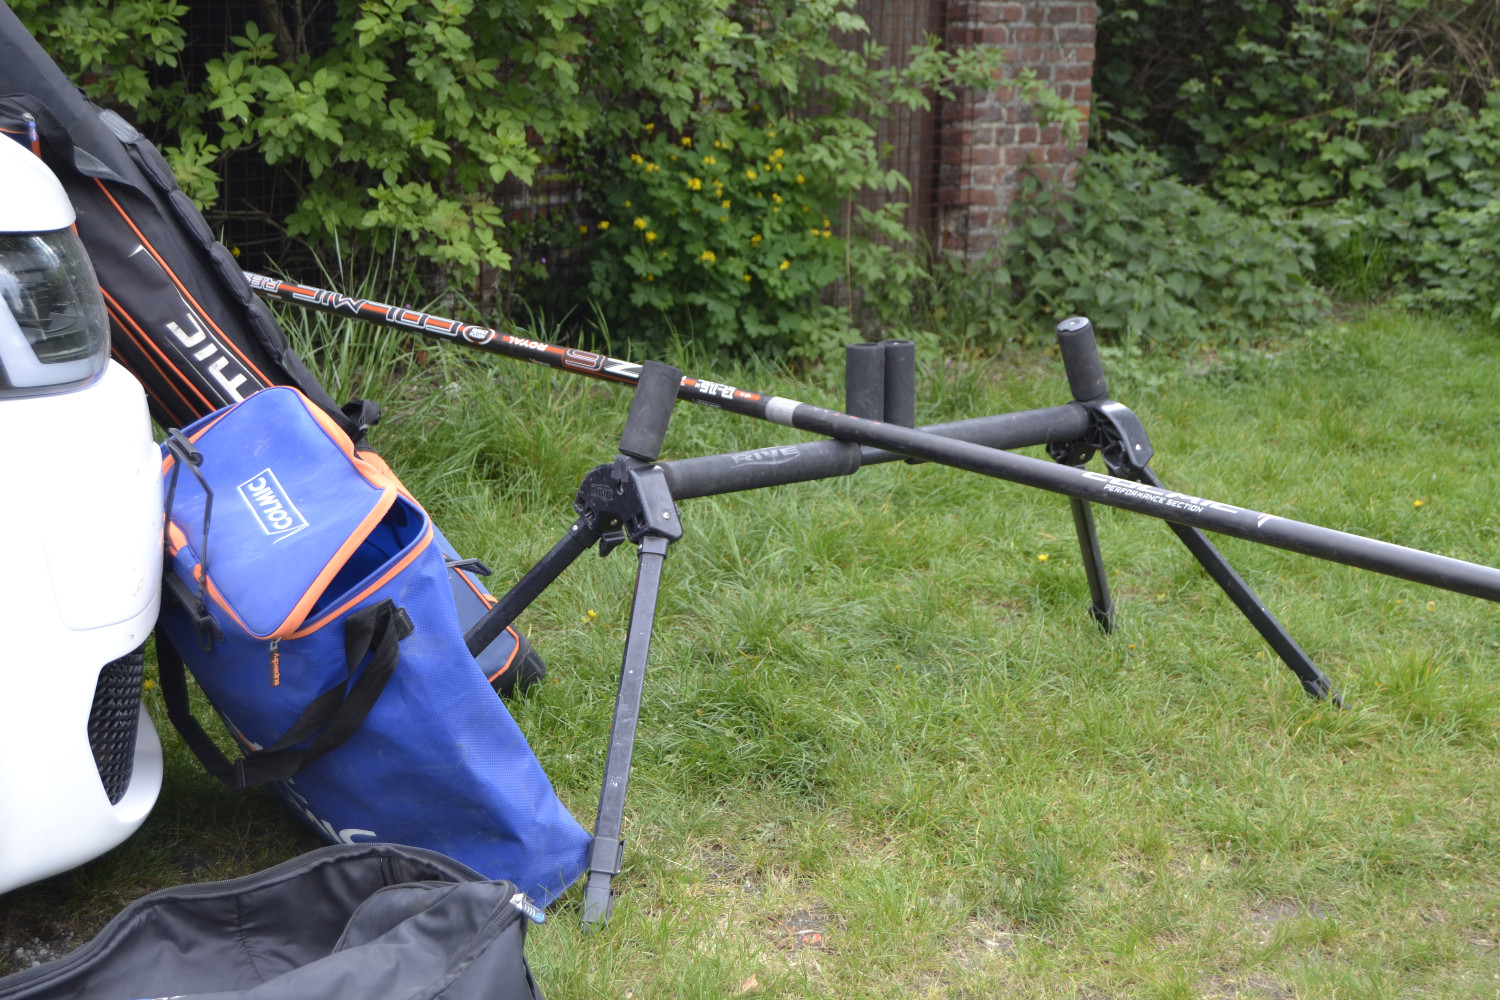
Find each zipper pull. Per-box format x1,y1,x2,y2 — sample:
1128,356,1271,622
269,638,281,687
508,891,546,924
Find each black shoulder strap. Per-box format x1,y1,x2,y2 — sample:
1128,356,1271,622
157,599,412,790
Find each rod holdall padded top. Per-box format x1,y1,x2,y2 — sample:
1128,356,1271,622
155,386,591,905
0,843,547,1000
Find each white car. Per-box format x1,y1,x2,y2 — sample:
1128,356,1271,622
0,135,163,894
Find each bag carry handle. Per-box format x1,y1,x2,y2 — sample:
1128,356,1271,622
157,599,413,790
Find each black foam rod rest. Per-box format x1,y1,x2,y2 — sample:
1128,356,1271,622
845,342,886,420
881,339,916,428
1056,316,1109,403
618,360,683,462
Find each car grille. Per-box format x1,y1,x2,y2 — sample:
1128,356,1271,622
88,647,144,804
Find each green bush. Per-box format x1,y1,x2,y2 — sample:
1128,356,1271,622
1096,0,1500,321
913,146,1325,350
571,4,997,358
1315,90,1500,320
13,0,1004,358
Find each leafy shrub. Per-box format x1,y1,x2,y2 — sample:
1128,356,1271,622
1096,0,1495,208
561,0,1003,357
1313,90,1500,320
995,146,1324,347
13,0,1005,358
1096,0,1500,321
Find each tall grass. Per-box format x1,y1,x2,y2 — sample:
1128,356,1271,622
4,306,1498,998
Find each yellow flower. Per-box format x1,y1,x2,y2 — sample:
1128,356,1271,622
1414,499,1425,507
598,220,610,231
774,163,783,171
668,153,678,161
644,163,658,173
646,273,655,281
700,250,717,262
810,228,819,236
687,177,703,191
718,215,728,222
721,199,731,209
766,130,776,137
702,155,717,165
822,229,831,238
644,122,654,132
624,200,632,208
772,193,782,204
802,205,809,212
629,153,644,165
645,231,657,242
1037,553,1049,562
230,245,241,258
795,173,805,184
746,169,757,180
750,233,762,247
778,259,789,271
742,273,752,282
773,207,779,213
822,218,831,228
773,148,784,159
578,224,589,233
634,217,647,229
680,136,693,147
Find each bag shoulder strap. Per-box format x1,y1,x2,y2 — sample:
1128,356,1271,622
157,598,412,791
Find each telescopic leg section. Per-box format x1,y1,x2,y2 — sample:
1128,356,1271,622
464,519,601,656
581,533,670,928
577,361,685,929
1136,467,1340,704
1068,497,1115,631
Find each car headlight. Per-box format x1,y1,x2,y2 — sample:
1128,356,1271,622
0,227,109,397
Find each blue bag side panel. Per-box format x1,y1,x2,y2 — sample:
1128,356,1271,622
270,541,591,904
158,390,591,905
160,533,591,905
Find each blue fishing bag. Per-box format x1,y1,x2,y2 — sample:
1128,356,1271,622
155,386,591,905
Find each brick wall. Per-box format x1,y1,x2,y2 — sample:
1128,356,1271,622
938,0,1096,256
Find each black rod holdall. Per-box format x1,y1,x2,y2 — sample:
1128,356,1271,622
0,844,546,1000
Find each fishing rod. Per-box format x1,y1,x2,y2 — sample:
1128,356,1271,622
246,271,1500,605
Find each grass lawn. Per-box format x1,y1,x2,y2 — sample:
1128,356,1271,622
3,306,1498,997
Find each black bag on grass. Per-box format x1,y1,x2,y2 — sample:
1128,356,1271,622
0,4,539,695
0,844,546,1000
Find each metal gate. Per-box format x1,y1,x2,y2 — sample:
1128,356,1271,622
850,0,949,243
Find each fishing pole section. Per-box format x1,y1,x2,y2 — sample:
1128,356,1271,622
247,271,1500,925
245,271,1500,618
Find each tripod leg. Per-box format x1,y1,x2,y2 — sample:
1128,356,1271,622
1068,497,1115,632
581,534,670,928
464,519,602,657
1138,468,1339,704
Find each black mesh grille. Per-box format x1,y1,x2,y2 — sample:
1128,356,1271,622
88,647,145,805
